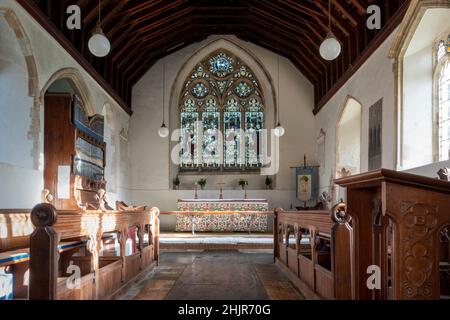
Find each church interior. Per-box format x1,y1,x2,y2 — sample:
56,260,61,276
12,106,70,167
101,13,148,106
0,0,449,302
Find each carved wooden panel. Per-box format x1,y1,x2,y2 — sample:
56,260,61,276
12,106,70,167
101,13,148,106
401,202,438,299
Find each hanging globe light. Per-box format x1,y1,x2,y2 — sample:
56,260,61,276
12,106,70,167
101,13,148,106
158,45,169,139
158,123,169,138
88,26,111,58
88,0,110,58
319,0,341,61
320,31,341,61
274,123,285,137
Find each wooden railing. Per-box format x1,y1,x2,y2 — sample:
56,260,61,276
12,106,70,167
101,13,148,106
0,204,160,300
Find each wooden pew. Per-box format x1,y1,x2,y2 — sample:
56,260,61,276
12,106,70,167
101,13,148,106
274,209,336,300
0,204,160,300
274,169,450,300
335,169,450,300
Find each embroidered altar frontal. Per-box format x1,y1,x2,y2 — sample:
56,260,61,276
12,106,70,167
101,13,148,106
176,199,269,232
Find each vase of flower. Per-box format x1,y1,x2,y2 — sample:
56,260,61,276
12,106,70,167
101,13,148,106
238,178,248,190
197,178,207,190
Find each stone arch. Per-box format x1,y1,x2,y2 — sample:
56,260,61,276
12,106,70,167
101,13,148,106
335,95,362,178
0,7,40,169
166,36,280,179
389,0,450,59
0,7,38,97
40,68,96,116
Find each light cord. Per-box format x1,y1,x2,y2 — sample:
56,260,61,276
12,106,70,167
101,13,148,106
277,0,281,125
328,0,331,30
98,0,102,25
162,44,166,124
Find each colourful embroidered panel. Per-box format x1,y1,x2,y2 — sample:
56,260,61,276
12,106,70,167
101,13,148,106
175,199,269,232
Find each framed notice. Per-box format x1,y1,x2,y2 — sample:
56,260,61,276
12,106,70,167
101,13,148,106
295,166,319,204
57,165,71,199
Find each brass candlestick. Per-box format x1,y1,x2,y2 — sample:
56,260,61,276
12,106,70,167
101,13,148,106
194,183,198,199
217,182,226,199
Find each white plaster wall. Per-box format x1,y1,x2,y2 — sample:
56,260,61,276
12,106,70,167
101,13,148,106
315,17,450,196
130,35,316,211
315,30,398,195
0,0,131,208
402,45,434,168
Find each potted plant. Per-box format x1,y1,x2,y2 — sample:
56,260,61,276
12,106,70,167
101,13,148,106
238,178,248,190
265,176,273,189
197,178,207,190
173,176,180,190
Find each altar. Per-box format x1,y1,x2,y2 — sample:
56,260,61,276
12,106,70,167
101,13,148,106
175,199,269,233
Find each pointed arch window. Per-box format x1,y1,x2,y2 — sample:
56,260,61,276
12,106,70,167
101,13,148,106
179,50,265,170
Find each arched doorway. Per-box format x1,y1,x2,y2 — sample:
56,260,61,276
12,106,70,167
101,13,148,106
42,74,105,210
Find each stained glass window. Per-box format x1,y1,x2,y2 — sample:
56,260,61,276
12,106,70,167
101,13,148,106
180,99,199,166
179,49,265,169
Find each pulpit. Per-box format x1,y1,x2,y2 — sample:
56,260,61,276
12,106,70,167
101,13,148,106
335,169,450,300
175,199,269,232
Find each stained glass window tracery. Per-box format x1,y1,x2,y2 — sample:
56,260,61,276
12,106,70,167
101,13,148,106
179,49,265,169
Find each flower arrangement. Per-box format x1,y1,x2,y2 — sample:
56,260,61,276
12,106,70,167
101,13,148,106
238,178,248,190
197,178,207,190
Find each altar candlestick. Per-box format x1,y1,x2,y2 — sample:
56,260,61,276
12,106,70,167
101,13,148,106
217,182,226,200
194,183,198,199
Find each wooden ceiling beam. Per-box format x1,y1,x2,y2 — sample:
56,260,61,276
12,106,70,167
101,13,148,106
248,16,327,70
82,0,111,26
281,0,347,42
245,26,321,81
332,0,359,26
347,0,367,15
249,6,325,44
21,0,409,113
308,0,351,37
128,35,208,86
124,0,188,27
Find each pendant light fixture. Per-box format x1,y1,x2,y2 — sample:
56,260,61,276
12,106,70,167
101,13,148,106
158,46,169,138
319,0,341,61
274,19,285,138
88,0,111,57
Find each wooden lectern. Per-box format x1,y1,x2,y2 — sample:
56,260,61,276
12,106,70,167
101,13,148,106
335,169,450,300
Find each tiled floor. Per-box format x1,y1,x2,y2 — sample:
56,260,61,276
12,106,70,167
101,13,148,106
117,250,304,300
